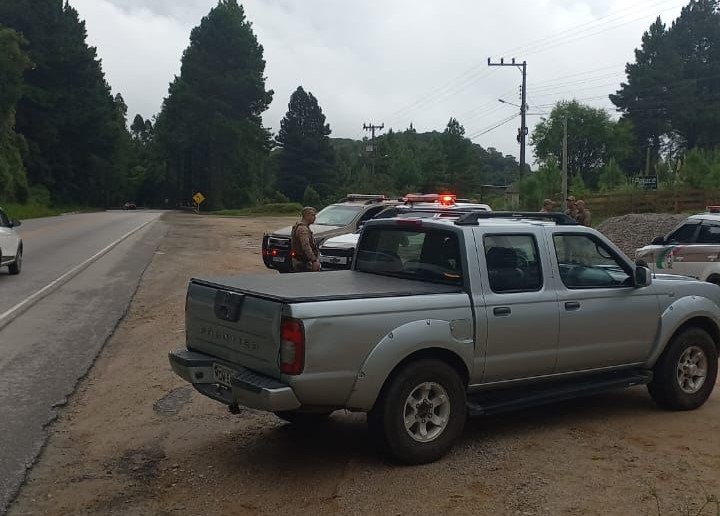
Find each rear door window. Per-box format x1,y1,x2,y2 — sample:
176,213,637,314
483,234,543,293
697,223,720,244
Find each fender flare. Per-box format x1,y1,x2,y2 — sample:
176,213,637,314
646,295,720,367
344,318,474,411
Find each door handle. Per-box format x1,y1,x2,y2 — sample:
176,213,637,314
564,301,581,311
493,307,511,317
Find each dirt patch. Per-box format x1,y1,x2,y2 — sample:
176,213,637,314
8,213,720,516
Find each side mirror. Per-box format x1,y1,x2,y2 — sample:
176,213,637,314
634,266,652,288
651,235,665,245
11,219,21,228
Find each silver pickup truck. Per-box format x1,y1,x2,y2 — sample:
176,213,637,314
169,212,720,464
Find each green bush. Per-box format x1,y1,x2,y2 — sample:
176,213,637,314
302,185,321,208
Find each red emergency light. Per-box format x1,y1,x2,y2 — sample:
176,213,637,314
404,193,457,206
707,206,720,214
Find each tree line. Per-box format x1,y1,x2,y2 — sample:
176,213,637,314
1,0,719,212
525,0,720,209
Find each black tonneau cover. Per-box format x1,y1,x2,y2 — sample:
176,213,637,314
192,270,463,303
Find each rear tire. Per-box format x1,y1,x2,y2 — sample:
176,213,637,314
8,248,21,275
648,327,718,410
368,359,466,465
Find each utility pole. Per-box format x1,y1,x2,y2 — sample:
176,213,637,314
562,116,568,212
363,122,384,175
488,58,528,176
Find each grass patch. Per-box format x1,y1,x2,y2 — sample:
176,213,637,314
212,202,303,217
0,203,100,220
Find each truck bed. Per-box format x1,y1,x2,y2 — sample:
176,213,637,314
192,270,463,303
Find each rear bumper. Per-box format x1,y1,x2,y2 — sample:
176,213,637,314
168,349,301,412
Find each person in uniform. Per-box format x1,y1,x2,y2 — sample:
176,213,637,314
542,199,554,213
566,195,578,220
576,199,592,227
291,207,321,272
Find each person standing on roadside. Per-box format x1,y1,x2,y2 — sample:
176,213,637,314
576,199,592,227
566,195,578,220
291,207,321,272
541,199,554,213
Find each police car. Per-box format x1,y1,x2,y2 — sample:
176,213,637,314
0,206,23,275
319,194,491,270
261,194,403,273
635,207,720,284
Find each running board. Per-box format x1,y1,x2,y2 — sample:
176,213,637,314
466,370,653,417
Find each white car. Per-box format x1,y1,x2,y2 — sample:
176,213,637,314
319,196,492,270
635,209,720,284
0,207,23,275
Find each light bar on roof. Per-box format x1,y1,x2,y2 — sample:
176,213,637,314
346,194,385,201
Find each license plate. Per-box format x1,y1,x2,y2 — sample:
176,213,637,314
213,363,234,387
272,256,286,263
320,256,347,265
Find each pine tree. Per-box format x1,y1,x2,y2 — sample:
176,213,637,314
275,86,335,201
0,26,30,202
0,0,127,205
154,0,273,210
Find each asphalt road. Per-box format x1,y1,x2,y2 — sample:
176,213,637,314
0,210,167,514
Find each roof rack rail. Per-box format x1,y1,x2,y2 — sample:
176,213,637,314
454,211,578,226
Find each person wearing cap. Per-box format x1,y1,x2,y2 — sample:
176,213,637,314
541,199,554,213
290,207,321,272
566,195,578,220
576,199,592,227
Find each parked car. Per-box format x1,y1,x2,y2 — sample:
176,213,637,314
0,207,23,275
261,194,402,273
319,196,492,270
636,208,720,284
170,211,719,464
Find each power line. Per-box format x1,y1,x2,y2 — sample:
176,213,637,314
382,0,683,126
467,114,520,140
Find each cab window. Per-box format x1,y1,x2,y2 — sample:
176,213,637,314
356,227,462,285
0,209,10,227
553,234,632,289
666,223,699,244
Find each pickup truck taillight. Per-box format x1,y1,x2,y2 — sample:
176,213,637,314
280,317,305,375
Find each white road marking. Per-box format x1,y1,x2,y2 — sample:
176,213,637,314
0,218,156,331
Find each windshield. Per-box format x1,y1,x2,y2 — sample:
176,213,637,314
314,205,363,226
356,227,463,285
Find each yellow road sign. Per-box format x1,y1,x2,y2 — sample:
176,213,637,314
193,192,206,205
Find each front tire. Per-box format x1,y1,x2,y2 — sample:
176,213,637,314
8,248,22,275
368,359,466,465
648,327,718,410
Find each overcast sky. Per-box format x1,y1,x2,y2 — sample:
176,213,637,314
68,0,685,162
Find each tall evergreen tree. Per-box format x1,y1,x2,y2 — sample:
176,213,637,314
0,0,127,205
155,0,273,209
613,1,720,155
0,26,30,202
610,17,677,167
275,86,335,201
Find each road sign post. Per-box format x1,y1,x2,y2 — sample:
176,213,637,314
192,192,206,214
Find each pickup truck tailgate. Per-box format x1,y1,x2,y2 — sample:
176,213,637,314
185,280,282,378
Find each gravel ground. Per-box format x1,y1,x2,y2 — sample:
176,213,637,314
596,213,688,258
